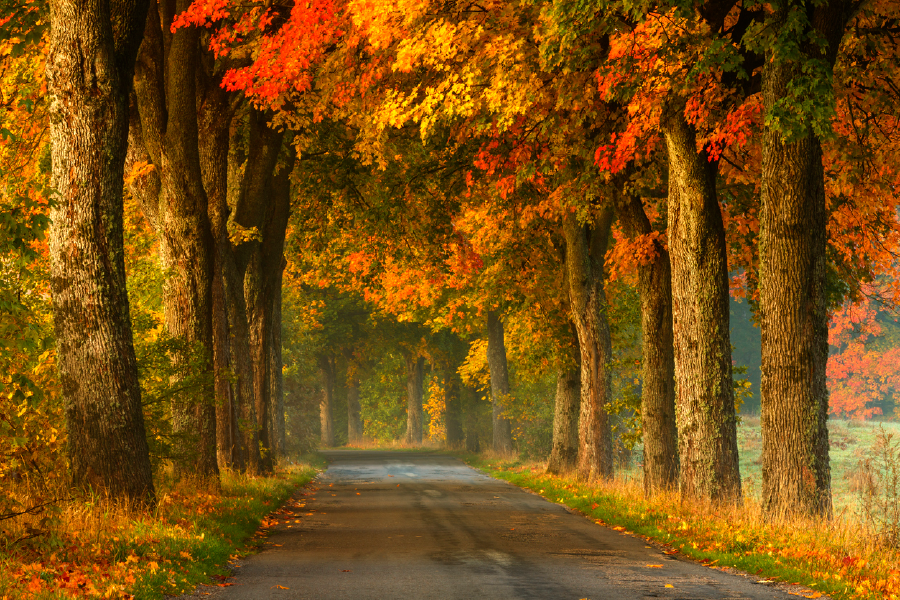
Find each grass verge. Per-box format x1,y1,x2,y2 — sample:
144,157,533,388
0,461,319,599
461,455,900,600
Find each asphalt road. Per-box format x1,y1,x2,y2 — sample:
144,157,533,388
190,450,805,600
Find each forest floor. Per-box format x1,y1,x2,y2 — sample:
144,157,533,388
0,462,319,599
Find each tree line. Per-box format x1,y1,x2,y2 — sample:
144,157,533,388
7,0,899,523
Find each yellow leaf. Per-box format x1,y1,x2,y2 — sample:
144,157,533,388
272,585,290,590
665,584,674,588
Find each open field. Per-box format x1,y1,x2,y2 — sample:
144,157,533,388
735,417,900,517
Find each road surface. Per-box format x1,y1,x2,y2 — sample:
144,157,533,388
189,450,806,600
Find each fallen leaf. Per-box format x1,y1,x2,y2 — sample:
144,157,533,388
272,585,289,589
664,584,674,588
646,564,663,568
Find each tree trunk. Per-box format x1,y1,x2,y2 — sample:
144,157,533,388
463,384,480,453
320,355,336,447
271,272,287,456
47,0,155,505
405,353,425,445
486,311,514,454
131,0,218,480
244,149,292,473
224,254,261,474
444,370,465,449
563,207,615,481
347,375,363,445
547,367,580,475
758,2,848,517
615,188,679,493
661,104,740,503
197,84,244,471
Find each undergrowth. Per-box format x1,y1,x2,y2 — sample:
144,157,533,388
463,455,900,600
0,461,319,599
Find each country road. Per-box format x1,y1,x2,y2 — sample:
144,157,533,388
184,450,805,600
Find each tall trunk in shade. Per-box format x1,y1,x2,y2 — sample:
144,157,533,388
196,80,242,471
547,366,580,475
615,187,679,493
661,103,740,503
271,272,287,456
223,253,261,474
463,384,481,453
486,311,513,454
347,375,363,445
563,206,615,481
130,0,218,480
319,355,336,447
405,353,425,445
758,1,849,518
244,154,292,472
47,0,155,506
444,369,465,449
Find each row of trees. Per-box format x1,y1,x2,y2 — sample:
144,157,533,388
11,0,900,523
41,0,302,506
263,0,899,520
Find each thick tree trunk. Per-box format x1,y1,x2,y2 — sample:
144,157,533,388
615,189,679,493
758,2,847,516
547,367,580,475
223,255,261,474
131,0,218,480
347,375,363,445
245,150,292,472
197,86,243,471
661,105,740,503
486,311,514,454
47,0,155,506
271,272,287,456
405,353,425,445
563,207,615,481
320,355,336,447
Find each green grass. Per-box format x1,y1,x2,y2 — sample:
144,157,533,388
735,417,900,516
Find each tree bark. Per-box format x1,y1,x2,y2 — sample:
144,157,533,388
47,0,155,505
405,353,425,445
547,367,580,475
563,207,615,481
131,0,218,480
319,355,336,447
758,1,848,517
661,104,741,503
271,271,287,456
244,147,292,472
615,188,679,493
347,374,363,445
223,252,261,473
486,311,514,454
197,86,245,471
